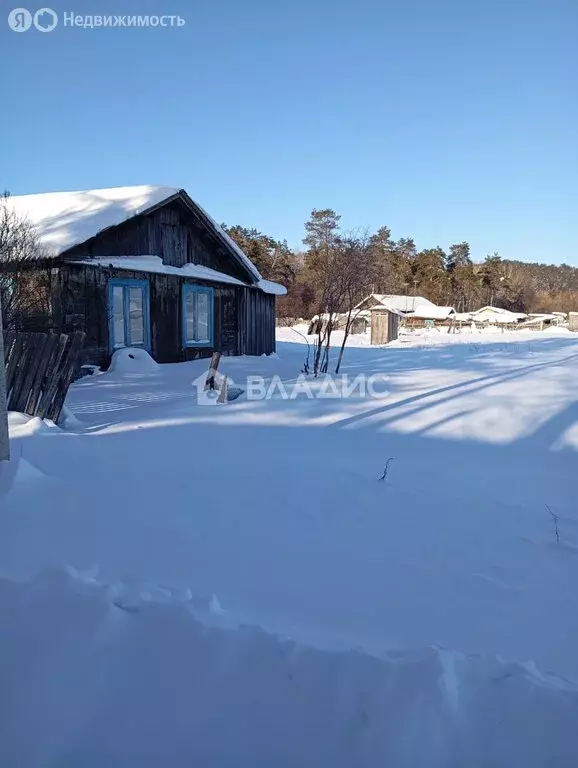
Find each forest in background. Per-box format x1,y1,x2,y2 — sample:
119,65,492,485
224,210,578,319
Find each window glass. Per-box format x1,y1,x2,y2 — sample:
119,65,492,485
109,280,149,350
185,290,195,342
196,291,209,342
129,287,144,344
113,285,125,348
183,287,212,346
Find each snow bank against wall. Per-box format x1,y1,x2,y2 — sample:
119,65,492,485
1,569,577,768
107,347,159,375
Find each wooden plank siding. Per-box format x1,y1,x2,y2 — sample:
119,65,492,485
51,264,275,367
239,287,275,356
62,200,249,283
370,309,399,345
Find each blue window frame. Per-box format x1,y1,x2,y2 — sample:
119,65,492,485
182,285,214,348
107,278,151,352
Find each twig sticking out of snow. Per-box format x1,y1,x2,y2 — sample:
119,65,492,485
288,326,311,374
546,504,560,544
378,458,394,482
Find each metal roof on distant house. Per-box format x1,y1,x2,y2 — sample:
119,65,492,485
410,305,456,320
469,306,527,324
354,294,435,313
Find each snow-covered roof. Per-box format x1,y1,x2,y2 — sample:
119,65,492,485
470,306,527,323
5,185,265,284
516,316,557,328
7,185,178,255
355,294,435,313
256,279,287,296
368,305,403,316
67,256,285,295
410,305,456,320
310,312,340,322
68,256,246,286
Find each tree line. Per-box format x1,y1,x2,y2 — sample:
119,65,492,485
224,210,578,319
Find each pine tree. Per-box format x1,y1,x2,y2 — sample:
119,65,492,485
414,247,449,304
368,226,394,292
446,242,471,272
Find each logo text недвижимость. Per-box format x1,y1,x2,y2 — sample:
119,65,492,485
7,8,185,32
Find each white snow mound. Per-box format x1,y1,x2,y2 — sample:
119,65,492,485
0,569,577,768
107,347,159,375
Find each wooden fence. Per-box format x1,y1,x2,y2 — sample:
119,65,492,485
3,331,85,423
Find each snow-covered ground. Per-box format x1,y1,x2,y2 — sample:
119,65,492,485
2,326,578,766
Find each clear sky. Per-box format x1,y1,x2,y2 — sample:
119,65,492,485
1,0,577,264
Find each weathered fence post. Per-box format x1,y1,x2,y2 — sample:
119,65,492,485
205,351,221,390
0,299,10,461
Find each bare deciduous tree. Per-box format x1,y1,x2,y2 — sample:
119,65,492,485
0,192,51,331
303,209,343,376
303,213,378,376
334,230,376,374
0,192,45,262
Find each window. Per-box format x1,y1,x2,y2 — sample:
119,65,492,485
182,285,214,347
107,278,150,351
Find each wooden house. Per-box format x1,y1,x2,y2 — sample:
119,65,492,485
354,294,435,315
2,186,285,367
404,305,456,328
468,306,527,325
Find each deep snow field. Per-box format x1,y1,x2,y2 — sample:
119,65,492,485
2,325,578,767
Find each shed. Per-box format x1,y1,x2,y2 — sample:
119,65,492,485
1,186,286,367
370,307,400,344
307,311,369,336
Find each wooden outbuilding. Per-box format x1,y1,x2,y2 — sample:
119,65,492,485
370,307,400,344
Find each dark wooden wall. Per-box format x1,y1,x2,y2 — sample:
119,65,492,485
9,265,277,367
63,200,250,283
239,288,276,356
51,265,278,367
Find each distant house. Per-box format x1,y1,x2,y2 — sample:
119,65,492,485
307,310,371,336
2,186,286,367
405,305,456,327
469,306,527,325
354,294,435,315
520,313,565,329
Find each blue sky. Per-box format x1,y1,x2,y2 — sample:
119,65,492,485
1,0,577,263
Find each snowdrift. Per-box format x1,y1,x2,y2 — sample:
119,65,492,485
1,569,577,768
107,347,159,375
